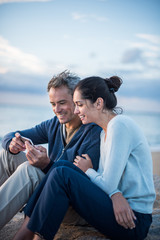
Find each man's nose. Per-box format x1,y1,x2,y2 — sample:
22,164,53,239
54,105,61,113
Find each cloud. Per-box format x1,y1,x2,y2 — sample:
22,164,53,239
89,52,97,58
0,36,47,75
0,91,49,107
119,33,160,80
63,34,71,40
0,0,51,4
118,96,160,113
0,72,48,92
136,33,160,45
0,36,78,88
72,12,87,22
72,12,108,23
122,34,160,64
122,48,142,63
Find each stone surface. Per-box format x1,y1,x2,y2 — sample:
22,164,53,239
0,174,160,240
145,209,160,240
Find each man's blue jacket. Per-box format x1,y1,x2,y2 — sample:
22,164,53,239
2,116,102,173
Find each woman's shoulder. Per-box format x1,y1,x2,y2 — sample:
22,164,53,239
109,114,140,131
110,114,133,125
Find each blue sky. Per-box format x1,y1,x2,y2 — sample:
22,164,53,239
0,0,160,112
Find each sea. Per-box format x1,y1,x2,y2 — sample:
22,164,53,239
0,104,160,152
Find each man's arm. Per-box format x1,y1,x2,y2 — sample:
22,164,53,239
8,133,27,154
1,118,58,153
77,124,101,170
25,142,50,170
1,118,55,152
2,132,51,170
1,118,57,171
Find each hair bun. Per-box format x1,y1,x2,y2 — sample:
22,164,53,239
105,76,122,92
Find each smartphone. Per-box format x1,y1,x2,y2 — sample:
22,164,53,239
20,136,34,146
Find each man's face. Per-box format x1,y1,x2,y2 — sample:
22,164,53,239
49,86,76,125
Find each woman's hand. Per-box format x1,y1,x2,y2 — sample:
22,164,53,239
74,154,93,172
111,192,137,229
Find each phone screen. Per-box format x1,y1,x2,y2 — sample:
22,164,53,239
21,136,34,145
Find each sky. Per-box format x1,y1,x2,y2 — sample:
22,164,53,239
0,0,160,112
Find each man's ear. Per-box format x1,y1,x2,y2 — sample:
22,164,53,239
94,97,104,109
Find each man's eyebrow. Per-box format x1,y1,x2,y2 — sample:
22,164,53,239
58,100,67,102
50,100,67,104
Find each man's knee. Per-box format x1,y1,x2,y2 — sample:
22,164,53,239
0,149,8,160
16,161,43,174
16,161,31,172
0,149,24,160
0,149,27,172
16,161,45,183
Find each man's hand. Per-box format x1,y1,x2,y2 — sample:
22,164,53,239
25,142,50,170
111,192,137,229
9,132,26,154
74,154,93,172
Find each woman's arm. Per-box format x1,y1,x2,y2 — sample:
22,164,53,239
85,120,132,196
111,192,136,229
74,154,93,172
74,119,137,229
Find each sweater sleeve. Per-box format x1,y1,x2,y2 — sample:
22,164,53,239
78,125,101,171
86,118,132,197
2,118,55,151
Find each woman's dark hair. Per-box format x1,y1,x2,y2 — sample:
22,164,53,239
74,76,123,113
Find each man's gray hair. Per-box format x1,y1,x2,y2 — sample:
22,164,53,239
47,70,81,95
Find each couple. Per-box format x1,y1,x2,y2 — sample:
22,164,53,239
13,75,155,240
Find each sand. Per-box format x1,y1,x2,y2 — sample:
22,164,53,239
152,151,160,176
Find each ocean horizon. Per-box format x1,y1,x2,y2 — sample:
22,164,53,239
0,103,160,152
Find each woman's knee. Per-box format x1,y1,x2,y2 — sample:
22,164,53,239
53,160,74,169
47,166,75,186
48,165,68,178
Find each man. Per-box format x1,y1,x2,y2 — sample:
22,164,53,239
0,71,101,229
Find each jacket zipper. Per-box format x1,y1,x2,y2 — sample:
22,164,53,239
56,123,82,162
56,147,65,162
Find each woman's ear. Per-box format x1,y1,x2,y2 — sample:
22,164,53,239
94,97,104,109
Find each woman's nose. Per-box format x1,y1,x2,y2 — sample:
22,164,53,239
74,106,79,114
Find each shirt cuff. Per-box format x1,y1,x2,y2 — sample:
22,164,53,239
85,168,98,180
42,161,53,174
109,190,121,198
8,149,20,155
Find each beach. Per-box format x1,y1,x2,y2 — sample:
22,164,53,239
152,151,160,176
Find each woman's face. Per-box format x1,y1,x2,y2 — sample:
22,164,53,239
73,89,97,124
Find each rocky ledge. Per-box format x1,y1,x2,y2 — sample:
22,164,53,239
0,175,160,240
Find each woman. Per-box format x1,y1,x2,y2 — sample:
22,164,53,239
13,76,156,240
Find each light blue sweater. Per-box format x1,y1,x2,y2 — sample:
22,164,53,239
86,115,156,214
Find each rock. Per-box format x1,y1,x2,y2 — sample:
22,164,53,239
144,175,160,240
0,175,160,240
0,213,24,240
54,212,160,240
145,209,160,240
54,225,108,240
153,175,160,209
